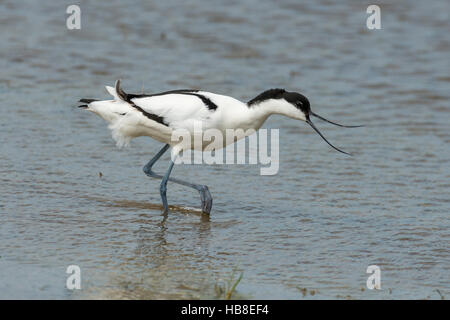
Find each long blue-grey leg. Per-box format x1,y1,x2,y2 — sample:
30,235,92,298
143,144,170,174
160,160,175,213
143,144,213,214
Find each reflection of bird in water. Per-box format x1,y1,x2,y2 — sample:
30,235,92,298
79,80,361,214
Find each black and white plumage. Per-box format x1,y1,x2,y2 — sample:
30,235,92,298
79,80,361,214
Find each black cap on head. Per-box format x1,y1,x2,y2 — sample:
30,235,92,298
282,91,311,116
247,88,310,116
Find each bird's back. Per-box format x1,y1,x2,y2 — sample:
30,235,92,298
131,90,248,131
80,81,251,150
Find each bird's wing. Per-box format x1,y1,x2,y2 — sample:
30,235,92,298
130,93,214,128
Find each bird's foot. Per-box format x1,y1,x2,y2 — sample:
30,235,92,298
198,185,213,214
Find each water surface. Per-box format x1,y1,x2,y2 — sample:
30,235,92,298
0,0,449,299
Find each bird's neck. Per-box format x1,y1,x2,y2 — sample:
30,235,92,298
244,99,300,129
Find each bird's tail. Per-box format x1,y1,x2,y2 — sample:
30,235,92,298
78,79,126,108
105,79,128,102
78,99,98,109
77,80,134,148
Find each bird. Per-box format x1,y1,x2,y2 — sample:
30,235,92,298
78,80,362,214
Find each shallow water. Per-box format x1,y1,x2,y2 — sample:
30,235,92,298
0,0,449,299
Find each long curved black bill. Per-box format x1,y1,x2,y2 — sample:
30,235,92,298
310,112,363,128
306,119,352,156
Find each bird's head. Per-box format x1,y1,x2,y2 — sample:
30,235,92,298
281,91,311,121
248,89,363,155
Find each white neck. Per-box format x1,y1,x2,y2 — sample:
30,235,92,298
244,99,305,130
